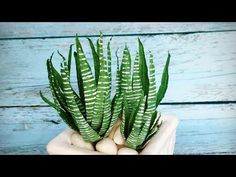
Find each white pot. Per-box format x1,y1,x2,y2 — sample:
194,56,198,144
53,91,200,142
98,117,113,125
47,114,178,155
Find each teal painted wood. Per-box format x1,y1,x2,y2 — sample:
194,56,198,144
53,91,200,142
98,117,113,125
0,31,236,106
0,104,235,154
0,22,236,39
0,23,236,155
159,104,236,154
0,145,47,155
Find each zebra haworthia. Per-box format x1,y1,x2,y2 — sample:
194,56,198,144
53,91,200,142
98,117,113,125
40,33,170,148
120,39,170,150
40,33,122,143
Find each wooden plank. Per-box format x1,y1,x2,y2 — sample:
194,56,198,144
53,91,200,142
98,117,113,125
0,107,65,151
0,31,236,106
0,144,47,155
175,119,236,154
0,22,236,39
159,104,236,154
0,104,235,154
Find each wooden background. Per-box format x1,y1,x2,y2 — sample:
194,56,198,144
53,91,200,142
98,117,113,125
0,22,236,154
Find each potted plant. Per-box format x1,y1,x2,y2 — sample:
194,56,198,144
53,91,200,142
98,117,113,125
41,33,178,155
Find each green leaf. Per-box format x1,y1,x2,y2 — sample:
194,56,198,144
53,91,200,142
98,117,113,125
149,110,158,129
75,36,97,124
96,39,100,57
46,55,81,130
47,57,76,121
92,57,109,130
92,94,105,131
137,114,152,146
87,38,100,85
126,95,146,149
48,58,67,110
121,98,130,138
107,38,112,95
146,52,157,113
68,44,73,74
97,32,104,65
150,112,162,129
156,52,170,107
138,38,149,96
130,94,145,132
121,46,133,114
150,111,161,130
104,93,123,137
121,46,131,93
137,111,161,149
39,91,78,131
75,34,85,107
137,126,158,150
137,112,162,149
60,60,101,142
92,33,111,131
74,51,85,108
73,92,86,118
40,90,60,111
132,52,142,103
56,51,86,117
115,48,121,95
98,92,111,136
46,54,59,107
51,63,63,89
126,92,144,138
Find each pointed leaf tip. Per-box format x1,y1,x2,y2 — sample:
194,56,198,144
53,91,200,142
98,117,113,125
138,38,142,43
70,44,74,47
57,50,66,61
49,52,54,60
124,44,128,50
167,52,171,64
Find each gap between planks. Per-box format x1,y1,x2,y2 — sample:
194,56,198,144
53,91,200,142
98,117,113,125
1,29,236,41
1,101,236,108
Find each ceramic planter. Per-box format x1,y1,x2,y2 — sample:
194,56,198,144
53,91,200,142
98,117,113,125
47,114,178,155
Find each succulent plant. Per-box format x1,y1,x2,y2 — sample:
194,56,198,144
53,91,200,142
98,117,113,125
40,33,123,143
119,39,170,150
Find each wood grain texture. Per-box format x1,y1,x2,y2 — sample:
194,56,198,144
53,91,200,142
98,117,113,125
0,107,65,154
0,104,235,154
0,23,236,155
0,144,47,155
159,104,236,154
0,22,236,39
0,31,236,106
